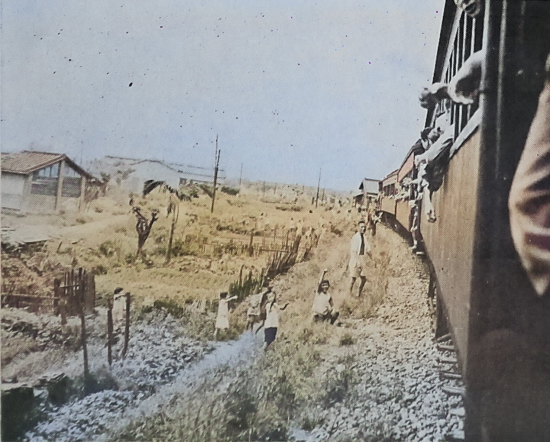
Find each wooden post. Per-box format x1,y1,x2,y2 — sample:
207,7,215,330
78,175,86,211
210,135,220,214
315,168,321,208
166,200,178,264
239,163,243,190
55,160,65,212
84,271,95,315
122,292,131,358
78,273,89,377
107,297,113,367
54,278,67,325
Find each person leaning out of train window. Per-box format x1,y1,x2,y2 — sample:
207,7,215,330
419,49,484,110
509,54,550,297
349,220,372,297
412,113,454,223
454,0,483,18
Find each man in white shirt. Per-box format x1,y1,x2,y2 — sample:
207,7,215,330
349,220,372,297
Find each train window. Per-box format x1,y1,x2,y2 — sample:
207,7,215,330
430,8,484,155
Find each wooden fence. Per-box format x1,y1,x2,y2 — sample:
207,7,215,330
1,268,95,318
54,268,95,319
179,228,319,259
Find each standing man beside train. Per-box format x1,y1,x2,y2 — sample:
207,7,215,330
349,220,372,297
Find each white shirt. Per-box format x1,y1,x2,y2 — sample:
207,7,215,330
264,302,281,328
349,231,370,268
312,292,332,316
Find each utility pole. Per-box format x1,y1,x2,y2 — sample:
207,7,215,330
315,168,321,208
211,135,220,213
239,163,243,190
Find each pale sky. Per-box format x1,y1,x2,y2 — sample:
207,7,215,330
1,0,443,191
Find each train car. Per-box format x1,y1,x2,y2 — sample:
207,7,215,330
378,1,550,440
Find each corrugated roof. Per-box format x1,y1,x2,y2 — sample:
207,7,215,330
1,150,94,179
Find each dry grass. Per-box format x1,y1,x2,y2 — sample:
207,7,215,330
113,220,394,441
4,185,345,309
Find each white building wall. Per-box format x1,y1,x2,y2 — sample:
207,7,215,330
1,173,26,210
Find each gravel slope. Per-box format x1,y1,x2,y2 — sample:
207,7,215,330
298,225,465,441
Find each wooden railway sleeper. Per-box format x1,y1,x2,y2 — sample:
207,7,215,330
439,371,463,380
442,385,466,397
437,355,458,364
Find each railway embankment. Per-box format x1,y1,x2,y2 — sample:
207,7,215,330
6,222,464,442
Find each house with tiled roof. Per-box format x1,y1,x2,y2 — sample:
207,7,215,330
1,151,96,212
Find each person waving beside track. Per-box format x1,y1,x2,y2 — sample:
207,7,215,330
349,220,372,297
262,291,288,351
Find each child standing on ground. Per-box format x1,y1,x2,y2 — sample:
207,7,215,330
214,292,237,340
262,291,289,350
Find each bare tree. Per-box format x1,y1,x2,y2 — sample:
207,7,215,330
133,207,159,257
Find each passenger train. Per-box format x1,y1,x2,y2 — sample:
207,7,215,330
377,1,550,440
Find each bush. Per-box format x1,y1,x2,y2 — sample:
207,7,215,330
98,240,121,258
221,186,240,196
339,333,354,346
93,265,108,275
199,184,214,198
153,299,184,317
321,357,357,406
275,205,302,212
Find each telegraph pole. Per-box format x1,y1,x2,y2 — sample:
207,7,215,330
315,168,321,208
211,135,220,213
239,163,243,190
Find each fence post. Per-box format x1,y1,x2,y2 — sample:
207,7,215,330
78,287,89,378
107,297,113,367
56,278,67,326
84,272,95,315
122,292,131,358
248,231,254,257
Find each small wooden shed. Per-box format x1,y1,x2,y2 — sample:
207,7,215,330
1,151,95,213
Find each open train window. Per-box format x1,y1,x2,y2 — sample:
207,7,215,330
431,7,484,155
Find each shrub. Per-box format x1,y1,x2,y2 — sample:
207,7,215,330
98,240,119,258
153,299,184,318
199,184,214,198
93,265,108,275
221,186,239,196
275,205,302,212
339,333,354,346
321,357,357,406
